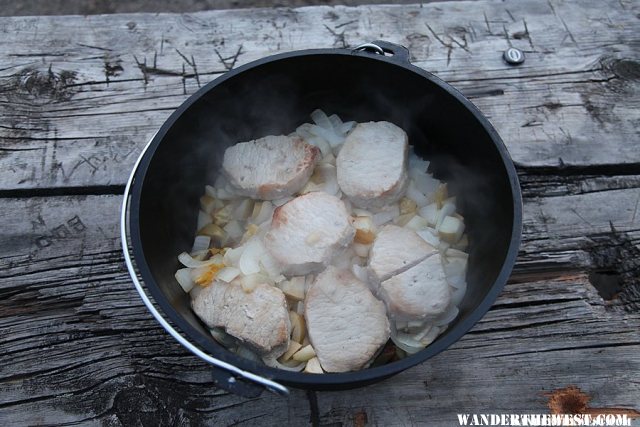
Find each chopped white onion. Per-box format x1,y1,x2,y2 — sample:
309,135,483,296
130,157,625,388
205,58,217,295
436,202,456,230
205,185,217,198
296,123,316,140
197,210,211,231
411,171,440,197
191,235,211,254
372,205,400,226
340,121,356,134
309,124,344,147
178,252,220,268
233,199,254,220
390,329,426,355
351,264,369,283
216,266,241,283
238,239,263,275
404,215,429,231
175,268,195,293
224,220,244,241
416,228,440,247
310,109,332,130
353,243,371,258
328,114,343,131
262,357,305,372
408,152,430,173
251,200,275,225
307,136,332,158
418,203,439,226
434,305,459,327
406,180,429,207
223,246,244,267
352,208,373,217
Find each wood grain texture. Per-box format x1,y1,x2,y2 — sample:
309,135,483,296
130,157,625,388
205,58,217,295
1,184,639,425
0,0,639,191
1,0,640,425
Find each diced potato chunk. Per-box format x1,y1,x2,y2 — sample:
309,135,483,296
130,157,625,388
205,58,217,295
292,344,316,362
304,357,323,374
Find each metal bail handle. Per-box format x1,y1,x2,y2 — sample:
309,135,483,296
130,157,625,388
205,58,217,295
353,40,411,64
120,136,289,398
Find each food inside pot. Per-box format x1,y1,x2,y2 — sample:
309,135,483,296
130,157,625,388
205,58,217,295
174,110,469,373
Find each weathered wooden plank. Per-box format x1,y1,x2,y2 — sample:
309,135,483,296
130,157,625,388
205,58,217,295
0,0,639,191
1,181,639,424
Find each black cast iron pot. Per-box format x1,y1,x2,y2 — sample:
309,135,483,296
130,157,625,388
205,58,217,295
121,41,522,397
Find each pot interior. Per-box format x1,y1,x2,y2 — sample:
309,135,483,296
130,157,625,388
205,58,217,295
132,52,519,389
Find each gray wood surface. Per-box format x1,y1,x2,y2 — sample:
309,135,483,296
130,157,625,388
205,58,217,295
1,0,639,426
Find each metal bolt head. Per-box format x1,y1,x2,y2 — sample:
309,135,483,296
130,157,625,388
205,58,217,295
503,47,525,65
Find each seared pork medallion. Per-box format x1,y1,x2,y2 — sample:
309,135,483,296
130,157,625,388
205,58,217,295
175,110,469,373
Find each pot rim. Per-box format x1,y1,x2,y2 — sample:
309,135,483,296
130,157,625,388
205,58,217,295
127,46,523,388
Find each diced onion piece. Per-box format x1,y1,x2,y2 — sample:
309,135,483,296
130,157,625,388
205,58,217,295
191,235,211,253
307,136,332,158
446,248,469,260
416,228,440,247
351,264,369,283
408,149,430,171
197,210,212,231
434,183,448,208
200,195,217,214
340,121,356,135
296,123,315,140
321,152,336,166
353,243,371,258
223,246,244,267
417,325,440,346
309,124,343,148
296,300,305,315
292,344,316,362
279,341,302,362
233,199,254,221
310,109,332,130
435,202,456,230
406,180,429,207
304,357,324,374
434,305,459,326
175,268,195,293
328,114,343,131
178,251,219,268
281,277,306,301
352,208,373,217
240,273,272,292
224,220,244,242
394,213,415,227
259,250,282,278
353,216,376,244
213,205,233,226
399,197,418,215
419,203,439,226
239,239,263,275
451,281,467,306
412,173,440,197
391,329,426,355
205,185,217,199
197,223,227,246
216,266,241,283
263,357,305,372
191,263,225,286
404,215,429,231
241,223,260,244
438,216,465,243
216,187,237,200
372,205,400,226
444,257,467,289
289,311,306,343
251,200,275,225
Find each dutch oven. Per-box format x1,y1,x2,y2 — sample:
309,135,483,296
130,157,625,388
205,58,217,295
121,41,523,397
